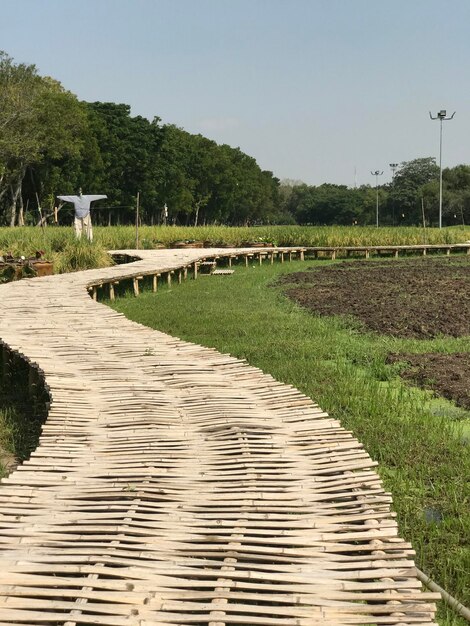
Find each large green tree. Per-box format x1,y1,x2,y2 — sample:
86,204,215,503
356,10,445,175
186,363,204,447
0,51,88,225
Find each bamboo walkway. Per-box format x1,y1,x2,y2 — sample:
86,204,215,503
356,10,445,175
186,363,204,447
0,248,438,625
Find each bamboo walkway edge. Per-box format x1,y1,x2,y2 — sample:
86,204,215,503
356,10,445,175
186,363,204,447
0,248,438,625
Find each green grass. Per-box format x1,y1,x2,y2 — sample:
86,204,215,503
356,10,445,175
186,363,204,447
108,258,470,626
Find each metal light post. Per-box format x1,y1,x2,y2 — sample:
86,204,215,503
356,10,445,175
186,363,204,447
429,110,455,228
389,163,398,226
371,170,383,228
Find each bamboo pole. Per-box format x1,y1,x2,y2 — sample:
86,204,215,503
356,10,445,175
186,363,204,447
416,568,470,623
135,192,140,250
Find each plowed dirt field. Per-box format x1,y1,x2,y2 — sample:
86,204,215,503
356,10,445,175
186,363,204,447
278,256,470,409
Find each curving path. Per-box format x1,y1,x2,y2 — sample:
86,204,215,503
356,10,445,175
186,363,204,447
0,249,438,625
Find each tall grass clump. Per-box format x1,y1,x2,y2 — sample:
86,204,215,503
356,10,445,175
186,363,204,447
51,240,114,273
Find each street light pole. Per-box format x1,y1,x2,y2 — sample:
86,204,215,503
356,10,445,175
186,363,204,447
371,170,383,228
429,110,455,228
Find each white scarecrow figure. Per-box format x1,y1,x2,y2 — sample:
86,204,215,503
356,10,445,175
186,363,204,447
57,189,107,242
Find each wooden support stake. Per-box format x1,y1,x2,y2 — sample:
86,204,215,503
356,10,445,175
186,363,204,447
193,262,198,279
270,253,274,264
133,278,139,297
395,249,399,258
183,267,188,280
152,274,158,292
280,252,284,263
109,282,115,301
300,250,304,261
365,250,370,259
178,270,182,284
245,255,249,267
92,286,97,301
167,272,172,287
258,253,263,265
289,251,293,261
228,257,232,268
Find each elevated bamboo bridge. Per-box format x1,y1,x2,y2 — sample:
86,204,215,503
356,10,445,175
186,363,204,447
0,247,440,625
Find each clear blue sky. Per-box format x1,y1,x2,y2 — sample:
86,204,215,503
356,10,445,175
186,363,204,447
1,0,468,185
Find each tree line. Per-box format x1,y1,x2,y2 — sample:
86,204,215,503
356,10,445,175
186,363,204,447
0,51,281,228
1,50,470,228
283,158,470,227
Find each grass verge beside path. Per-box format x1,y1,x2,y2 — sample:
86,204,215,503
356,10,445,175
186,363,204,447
109,259,470,626
0,358,46,478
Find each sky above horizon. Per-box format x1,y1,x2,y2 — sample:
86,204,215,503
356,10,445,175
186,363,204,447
1,0,468,186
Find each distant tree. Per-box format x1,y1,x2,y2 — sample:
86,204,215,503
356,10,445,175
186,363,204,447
389,157,439,224
441,164,470,225
282,183,384,226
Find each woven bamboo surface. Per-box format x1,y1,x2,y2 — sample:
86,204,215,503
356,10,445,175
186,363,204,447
0,248,438,625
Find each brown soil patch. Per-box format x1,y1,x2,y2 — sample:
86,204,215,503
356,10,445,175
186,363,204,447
387,352,470,410
278,257,470,339
278,257,470,409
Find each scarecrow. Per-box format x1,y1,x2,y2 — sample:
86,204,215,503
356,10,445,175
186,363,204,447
57,189,107,241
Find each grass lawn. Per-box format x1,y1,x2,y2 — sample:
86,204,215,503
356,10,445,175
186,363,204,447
109,257,470,626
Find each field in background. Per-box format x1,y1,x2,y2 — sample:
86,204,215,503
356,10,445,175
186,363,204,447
1,224,470,271
109,258,469,626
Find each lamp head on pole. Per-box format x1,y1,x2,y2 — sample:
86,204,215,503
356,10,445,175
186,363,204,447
430,110,456,120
